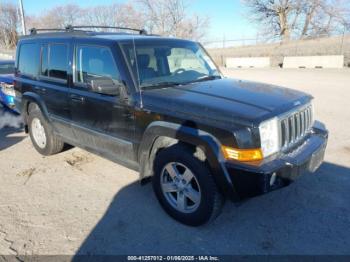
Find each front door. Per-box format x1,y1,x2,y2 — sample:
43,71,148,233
69,44,136,165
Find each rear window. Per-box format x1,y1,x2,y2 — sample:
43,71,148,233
18,43,40,77
41,44,68,80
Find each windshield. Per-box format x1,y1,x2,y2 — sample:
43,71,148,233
0,62,15,75
121,39,221,89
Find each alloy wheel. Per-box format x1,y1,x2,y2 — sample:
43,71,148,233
160,162,201,213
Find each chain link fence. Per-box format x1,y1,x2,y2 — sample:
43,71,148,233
204,33,350,68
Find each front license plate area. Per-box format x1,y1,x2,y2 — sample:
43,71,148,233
308,145,326,173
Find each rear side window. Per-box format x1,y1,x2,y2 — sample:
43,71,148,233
41,45,49,76
75,45,120,85
49,44,68,80
18,43,39,77
40,44,68,80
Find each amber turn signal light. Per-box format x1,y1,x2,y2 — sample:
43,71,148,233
221,146,263,162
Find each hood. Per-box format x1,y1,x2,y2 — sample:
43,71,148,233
142,78,311,127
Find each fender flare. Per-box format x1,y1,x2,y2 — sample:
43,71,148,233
21,92,50,124
138,121,239,201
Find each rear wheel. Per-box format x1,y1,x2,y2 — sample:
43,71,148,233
152,144,224,226
28,104,64,156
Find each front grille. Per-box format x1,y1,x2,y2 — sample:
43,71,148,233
280,104,313,150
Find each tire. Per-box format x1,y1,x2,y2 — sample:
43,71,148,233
28,103,64,156
152,144,224,226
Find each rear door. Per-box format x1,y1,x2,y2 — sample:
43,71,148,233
69,43,136,165
38,41,73,139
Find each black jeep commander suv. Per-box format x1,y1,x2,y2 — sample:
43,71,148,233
14,26,328,226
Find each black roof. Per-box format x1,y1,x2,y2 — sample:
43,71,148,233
19,32,190,44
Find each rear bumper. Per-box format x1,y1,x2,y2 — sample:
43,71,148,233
226,121,328,199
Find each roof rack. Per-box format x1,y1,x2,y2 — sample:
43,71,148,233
29,25,148,36
65,25,148,35
29,28,67,35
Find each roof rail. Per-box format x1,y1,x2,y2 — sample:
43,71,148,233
29,25,148,36
29,28,67,35
65,25,148,35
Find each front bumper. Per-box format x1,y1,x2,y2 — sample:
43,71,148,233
226,121,328,199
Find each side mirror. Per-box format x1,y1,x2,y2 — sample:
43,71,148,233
90,77,121,96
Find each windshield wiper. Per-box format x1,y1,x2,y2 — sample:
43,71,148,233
140,76,221,89
140,81,183,89
185,75,221,84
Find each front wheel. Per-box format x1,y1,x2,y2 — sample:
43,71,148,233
152,144,224,226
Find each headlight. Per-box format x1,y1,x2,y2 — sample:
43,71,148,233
259,117,280,157
0,82,15,97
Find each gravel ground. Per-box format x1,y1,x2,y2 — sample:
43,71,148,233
0,69,349,256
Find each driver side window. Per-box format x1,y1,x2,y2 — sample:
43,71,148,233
75,45,121,86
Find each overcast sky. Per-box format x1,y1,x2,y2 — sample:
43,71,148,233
12,0,257,41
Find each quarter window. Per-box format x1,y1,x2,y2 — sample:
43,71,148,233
18,43,40,77
75,45,120,85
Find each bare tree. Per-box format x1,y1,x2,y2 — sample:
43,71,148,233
137,0,209,40
15,0,209,44
0,2,19,48
176,15,210,40
27,4,83,30
243,0,350,41
81,3,146,31
27,2,149,34
243,0,296,41
299,0,349,37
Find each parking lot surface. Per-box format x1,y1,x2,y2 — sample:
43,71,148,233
0,69,349,255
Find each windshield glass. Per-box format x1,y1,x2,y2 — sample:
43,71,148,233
121,39,221,89
0,62,15,75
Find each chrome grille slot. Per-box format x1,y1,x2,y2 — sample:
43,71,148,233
290,115,296,143
280,104,313,150
301,111,305,134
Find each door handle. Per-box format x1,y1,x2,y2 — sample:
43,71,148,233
70,94,85,103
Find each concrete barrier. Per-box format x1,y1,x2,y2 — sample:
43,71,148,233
0,54,14,60
226,57,270,68
0,53,14,60
0,49,15,60
283,55,344,69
